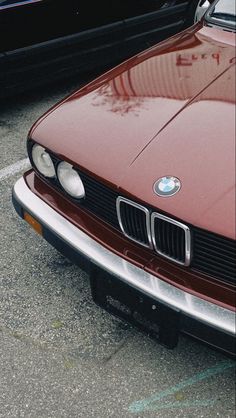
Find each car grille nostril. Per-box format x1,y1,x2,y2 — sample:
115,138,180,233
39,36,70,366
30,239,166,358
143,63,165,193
151,214,189,265
117,197,151,248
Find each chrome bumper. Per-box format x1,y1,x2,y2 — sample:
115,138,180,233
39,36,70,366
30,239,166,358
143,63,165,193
13,177,236,337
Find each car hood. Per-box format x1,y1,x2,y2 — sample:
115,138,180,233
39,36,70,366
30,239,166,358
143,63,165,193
31,25,236,239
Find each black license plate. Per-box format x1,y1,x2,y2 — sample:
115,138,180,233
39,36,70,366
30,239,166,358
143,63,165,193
90,267,180,349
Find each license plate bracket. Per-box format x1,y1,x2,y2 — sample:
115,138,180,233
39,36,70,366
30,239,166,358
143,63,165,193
90,267,180,349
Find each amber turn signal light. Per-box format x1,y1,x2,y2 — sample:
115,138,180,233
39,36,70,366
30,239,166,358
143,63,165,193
23,212,43,236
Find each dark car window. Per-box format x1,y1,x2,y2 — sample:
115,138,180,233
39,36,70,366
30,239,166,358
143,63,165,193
120,0,166,19
0,0,73,52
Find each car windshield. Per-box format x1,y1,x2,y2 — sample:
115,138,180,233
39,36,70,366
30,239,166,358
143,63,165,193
206,0,236,30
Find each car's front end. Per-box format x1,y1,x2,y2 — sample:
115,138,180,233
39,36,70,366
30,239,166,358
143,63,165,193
12,8,236,355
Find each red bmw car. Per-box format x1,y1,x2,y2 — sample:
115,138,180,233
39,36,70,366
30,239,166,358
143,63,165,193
13,0,236,355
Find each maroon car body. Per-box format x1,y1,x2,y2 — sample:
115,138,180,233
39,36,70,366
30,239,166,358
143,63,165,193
13,2,236,355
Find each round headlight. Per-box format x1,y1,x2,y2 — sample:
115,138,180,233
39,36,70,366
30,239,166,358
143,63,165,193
57,161,85,199
31,144,55,178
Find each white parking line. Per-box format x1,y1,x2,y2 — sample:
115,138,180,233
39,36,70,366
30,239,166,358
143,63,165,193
0,158,30,181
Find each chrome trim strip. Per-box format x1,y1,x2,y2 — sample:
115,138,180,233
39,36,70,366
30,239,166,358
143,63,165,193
116,196,152,249
0,0,41,11
13,177,236,336
151,212,191,266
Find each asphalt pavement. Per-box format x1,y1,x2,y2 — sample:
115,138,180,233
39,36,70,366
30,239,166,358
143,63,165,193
0,77,235,418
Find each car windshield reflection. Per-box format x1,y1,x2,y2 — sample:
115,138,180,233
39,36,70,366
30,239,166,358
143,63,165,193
205,0,236,30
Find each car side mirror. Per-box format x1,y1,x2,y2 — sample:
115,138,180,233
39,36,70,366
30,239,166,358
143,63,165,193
195,0,211,22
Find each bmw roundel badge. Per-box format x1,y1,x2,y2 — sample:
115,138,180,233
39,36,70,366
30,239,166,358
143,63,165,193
154,176,181,197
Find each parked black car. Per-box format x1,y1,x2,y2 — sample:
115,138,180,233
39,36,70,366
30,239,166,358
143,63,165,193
0,0,208,97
